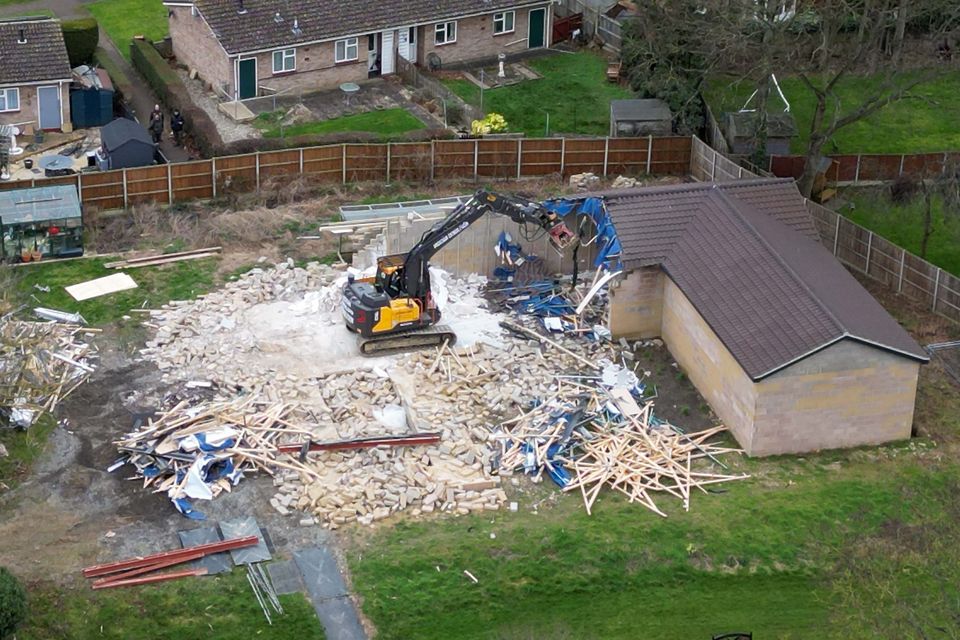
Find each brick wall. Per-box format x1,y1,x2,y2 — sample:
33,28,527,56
607,267,663,338
169,6,233,95
250,39,369,94
0,81,71,132
661,277,759,451
752,340,920,456
420,4,551,66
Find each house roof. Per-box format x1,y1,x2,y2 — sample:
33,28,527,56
0,18,71,85
610,99,671,123
101,118,153,150
186,0,544,54
601,178,928,379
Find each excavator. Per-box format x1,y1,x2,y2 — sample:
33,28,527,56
342,189,577,355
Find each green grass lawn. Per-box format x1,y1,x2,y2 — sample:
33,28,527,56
704,71,960,155
842,188,960,275
0,414,55,490
255,108,424,139
88,0,169,60
443,52,632,137
3,256,218,325
19,570,325,639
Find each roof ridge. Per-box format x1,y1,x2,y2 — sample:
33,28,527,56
708,186,847,335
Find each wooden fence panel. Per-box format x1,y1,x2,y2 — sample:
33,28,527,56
650,136,692,175
859,155,901,182
769,155,804,179
80,170,124,210
345,144,387,183
0,178,37,191
126,165,170,206
302,146,343,183
901,153,944,177
171,160,213,201
434,140,474,180
477,139,520,179
388,142,431,182
215,154,257,193
258,150,300,183
519,138,562,176
606,137,648,176
939,271,960,317
562,139,605,177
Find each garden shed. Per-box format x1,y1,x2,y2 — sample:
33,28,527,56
609,99,672,137
602,179,928,456
97,118,155,170
0,184,83,262
724,110,798,156
70,65,114,129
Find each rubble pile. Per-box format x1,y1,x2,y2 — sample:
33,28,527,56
0,319,98,428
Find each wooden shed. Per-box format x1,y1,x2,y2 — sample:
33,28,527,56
724,111,798,156
609,99,672,137
97,118,155,171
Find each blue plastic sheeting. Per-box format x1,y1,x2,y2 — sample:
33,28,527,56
173,498,206,520
542,196,622,271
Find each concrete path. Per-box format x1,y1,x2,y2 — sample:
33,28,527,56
294,547,368,640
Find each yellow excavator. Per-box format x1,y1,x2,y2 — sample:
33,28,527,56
341,189,576,355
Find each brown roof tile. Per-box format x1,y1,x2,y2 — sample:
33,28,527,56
602,179,927,379
0,18,71,85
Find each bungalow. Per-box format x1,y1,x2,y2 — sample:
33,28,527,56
0,17,72,132
163,0,554,100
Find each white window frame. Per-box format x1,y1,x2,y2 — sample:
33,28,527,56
493,11,515,35
0,87,19,112
335,37,359,63
435,21,457,45
272,48,296,73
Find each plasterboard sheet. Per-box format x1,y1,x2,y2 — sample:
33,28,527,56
65,272,138,301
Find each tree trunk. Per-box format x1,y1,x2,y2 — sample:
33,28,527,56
798,134,827,198
920,181,934,259
892,1,908,65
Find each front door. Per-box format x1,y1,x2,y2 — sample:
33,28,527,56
37,85,61,130
381,30,396,75
528,7,546,48
238,58,257,100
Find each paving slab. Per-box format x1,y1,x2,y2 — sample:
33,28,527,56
313,597,367,640
294,547,366,640
220,516,272,565
177,526,231,575
266,559,303,595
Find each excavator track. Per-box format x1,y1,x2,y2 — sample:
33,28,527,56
359,325,457,357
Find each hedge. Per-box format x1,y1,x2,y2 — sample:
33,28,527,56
94,47,134,106
62,17,99,67
0,567,27,639
129,38,223,156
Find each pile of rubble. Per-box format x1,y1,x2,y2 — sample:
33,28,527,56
0,318,98,428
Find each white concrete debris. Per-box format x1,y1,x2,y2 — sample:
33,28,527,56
568,172,601,191
610,175,641,189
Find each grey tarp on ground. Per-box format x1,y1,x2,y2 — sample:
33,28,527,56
294,547,367,640
177,526,232,575
219,516,272,565
266,559,304,595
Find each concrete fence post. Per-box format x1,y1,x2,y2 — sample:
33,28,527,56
76,174,83,205
298,148,304,175
516,138,523,180
865,230,873,274
710,148,717,181
854,154,861,184
602,137,609,177
211,157,217,198
255,151,261,190
560,137,566,176
167,163,173,204
898,154,905,178
430,140,436,182
932,267,942,311
646,135,652,174
122,168,128,208
897,249,906,293
386,143,392,182
341,145,347,183
473,139,479,181
943,152,949,177
833,214,841,256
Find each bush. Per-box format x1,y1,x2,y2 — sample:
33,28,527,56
0,567,27,639
94,46,134,106
62,17,99,66
130,39,223,155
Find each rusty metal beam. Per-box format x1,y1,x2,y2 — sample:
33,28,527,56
92,568,208,589
82,535,258,578
92,550,207,587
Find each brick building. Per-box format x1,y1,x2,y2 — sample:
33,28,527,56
603,179,928,456
163,0,553,100
0,17,72,133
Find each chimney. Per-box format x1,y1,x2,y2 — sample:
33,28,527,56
274,11,283,22
236,0,246,15
17,28,25,44
291,18,300,35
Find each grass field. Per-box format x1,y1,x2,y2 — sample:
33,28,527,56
443,52,631,137
3,256,218,325
842,188,960,275
255,109,424,139
19,570,325,639
704,71,960,154
88,0,169,60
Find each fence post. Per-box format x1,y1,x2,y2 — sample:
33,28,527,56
560,137,566,176
122,168,128,208
646,135,652,174
430,140,436,182
76,174,83,206
255,151,261,190
211,157,217,198
943,152,949,177
473,139,479,181
854,154,861,184
932,267,942,311
516,139,523,180
738,166,743,179
167,163,173,204
864,230,873,274
832,214,841,256
602,137,609,177
299,148,304,175
341,145,347,184
897,249,906,293
898,154,904,178
386,142,392,182
710,148,717,181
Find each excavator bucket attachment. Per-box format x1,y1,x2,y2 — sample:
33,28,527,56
548,221,578,253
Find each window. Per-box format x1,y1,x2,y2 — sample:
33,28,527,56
272,48,296,73
493,11,514,34
335,37,358,63
434,21,456,45
0,88,19,112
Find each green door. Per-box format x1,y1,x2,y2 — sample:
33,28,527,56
528,8,545,48
238,58,256,100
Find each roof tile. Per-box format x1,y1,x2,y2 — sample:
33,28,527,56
0,19,71,85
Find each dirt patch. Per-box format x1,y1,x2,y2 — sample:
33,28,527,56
629,341,716,432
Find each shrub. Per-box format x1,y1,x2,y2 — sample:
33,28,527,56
62,17,99,66
94,47,134,106
444,101,464,126
0,567,27,639
471,112,508,135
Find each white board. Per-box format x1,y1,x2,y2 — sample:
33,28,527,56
381,30,396,75
65,272,138,301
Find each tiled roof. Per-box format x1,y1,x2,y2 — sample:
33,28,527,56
0,18,71,85
189,0,542,54
602,179,928,379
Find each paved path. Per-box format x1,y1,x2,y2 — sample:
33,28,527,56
294,547,368,640
0,0,190,163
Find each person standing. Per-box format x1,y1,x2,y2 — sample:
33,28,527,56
149,104,164,144
170,109,185,147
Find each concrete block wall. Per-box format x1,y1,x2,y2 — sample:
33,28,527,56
607,267,663,338
169,6,233,95
419,4,550,67
660,277,759,451
752,340,920,456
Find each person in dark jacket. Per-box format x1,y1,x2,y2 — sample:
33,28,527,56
171,109,185,147
149,105,164,144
